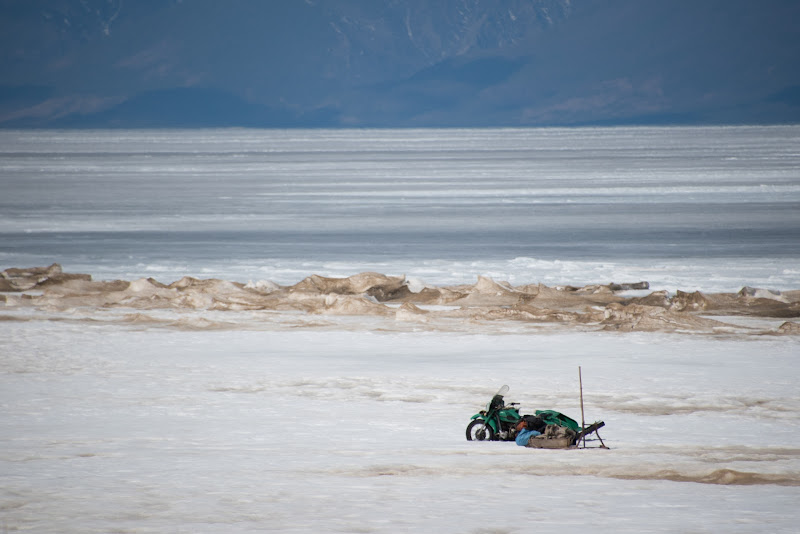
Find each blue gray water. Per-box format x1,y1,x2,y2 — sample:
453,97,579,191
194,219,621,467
1,126,798,290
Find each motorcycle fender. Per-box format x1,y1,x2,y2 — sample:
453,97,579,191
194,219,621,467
469,415,500,433
482,417,501,433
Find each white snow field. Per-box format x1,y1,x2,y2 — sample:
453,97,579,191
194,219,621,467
2,320,799,533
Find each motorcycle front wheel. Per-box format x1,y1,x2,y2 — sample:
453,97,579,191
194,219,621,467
466,419,496,441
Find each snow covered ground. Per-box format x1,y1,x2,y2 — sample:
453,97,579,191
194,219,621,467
3,320,799,533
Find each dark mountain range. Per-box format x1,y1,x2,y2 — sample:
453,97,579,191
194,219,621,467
1,0,798,127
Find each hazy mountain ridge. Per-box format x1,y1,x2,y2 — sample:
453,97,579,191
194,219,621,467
1,0,798,127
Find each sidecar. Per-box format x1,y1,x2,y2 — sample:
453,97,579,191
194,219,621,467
526,419,606,449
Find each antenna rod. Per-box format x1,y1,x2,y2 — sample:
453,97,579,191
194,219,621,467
579,366,586,448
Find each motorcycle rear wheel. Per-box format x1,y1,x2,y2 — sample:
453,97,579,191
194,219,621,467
466,419,496,441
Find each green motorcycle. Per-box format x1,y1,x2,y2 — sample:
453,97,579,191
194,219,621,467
465,385,522,441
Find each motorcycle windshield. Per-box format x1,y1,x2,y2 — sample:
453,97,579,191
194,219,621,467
495,385,509,397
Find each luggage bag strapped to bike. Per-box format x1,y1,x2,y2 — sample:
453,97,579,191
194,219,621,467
533,410,581,432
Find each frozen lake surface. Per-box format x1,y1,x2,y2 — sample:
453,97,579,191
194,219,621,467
3,323,799,533
1,126,799,291
1,127,799,532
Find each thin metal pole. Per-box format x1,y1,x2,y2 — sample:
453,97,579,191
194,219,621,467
579,366,586,448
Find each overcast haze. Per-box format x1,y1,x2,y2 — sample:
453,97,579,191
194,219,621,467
1,0,799,127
